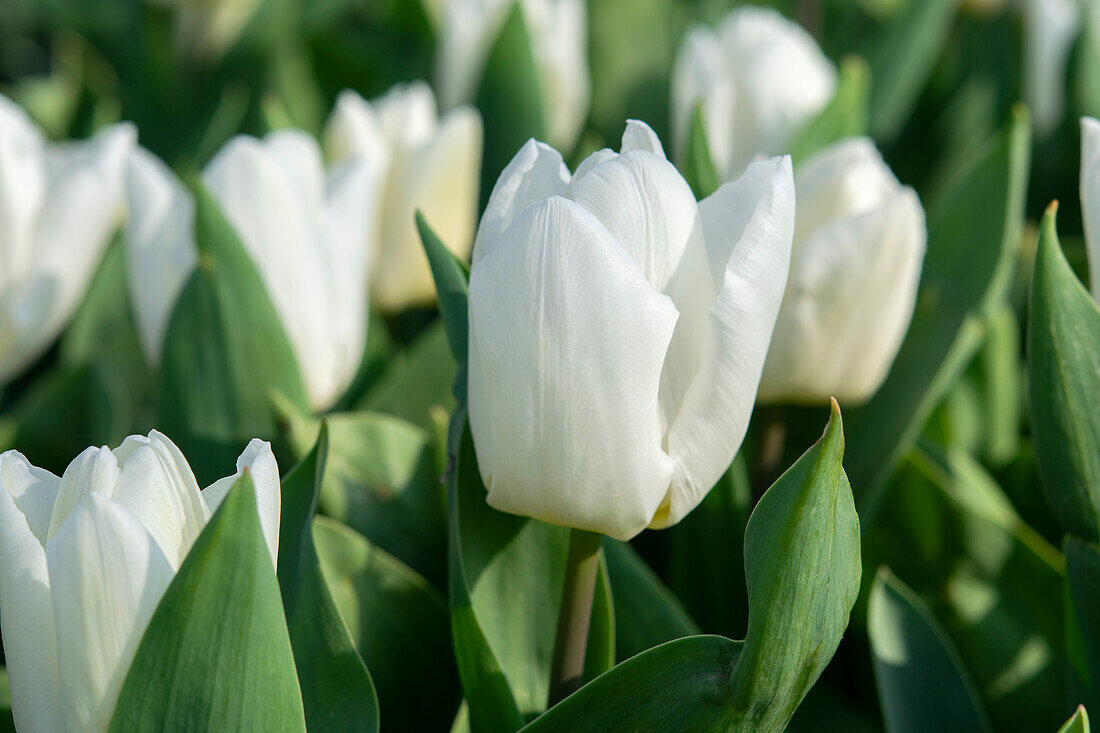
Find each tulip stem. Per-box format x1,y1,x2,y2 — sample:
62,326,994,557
547,528,603,707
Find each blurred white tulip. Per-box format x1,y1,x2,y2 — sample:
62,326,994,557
467,120,794,540
1079,116,1100,300
1022,0,1082,137
0,94,134,388
126,131,380,410
758,138,926,405
0,431,278,733
671,5,835,181
146,0,262,61
434,0,590,150
324,82,483,311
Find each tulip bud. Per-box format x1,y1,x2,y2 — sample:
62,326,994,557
145,0,262,61
0,431,279,732
434,0,590,150
758,138,926,405
0,94,135,388
671,6,835,182
1080,116,1100,301
1022,0,1082,137
126,132,381,410
468,120,794,541
324,82,483,311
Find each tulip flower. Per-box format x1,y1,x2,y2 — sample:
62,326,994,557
126,131,380,410
433,0,589,150
671,6,835,182
145,0,262,61
758,138,926,405
324,82,483,311
467,119,794,541
1022,0,1082,137
0,95,134,388
1079,116,1100,300
0,431,279,732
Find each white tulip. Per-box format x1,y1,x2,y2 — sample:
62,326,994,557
758,138,926,405
434,0,590,150
671,6,836,182
126,131,381,410
145,0,262,61
1022,0,1082,137
467,120,794,541
0,431,279,733
324,82,483,311
0,95,134,388
1079,116,1100,300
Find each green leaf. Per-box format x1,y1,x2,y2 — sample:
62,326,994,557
1059,706,1091,733
109,475,306,732
1027,205,1100,542
158,185,308,484
276,425,380,732
683,103,720,199
583,555,615,683
603,538,700,661
314,516,461,731
1065,538,1100,711
846,108,1031,522
728,401,861,730
417,213,470,371
356,320,457,430
475,1,546,207
0,669,14,733
520,636,745,731
864,0,958,140
789,55,871,165
868,568,991,732
277,399,447,587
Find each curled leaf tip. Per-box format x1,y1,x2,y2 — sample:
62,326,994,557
1045,200,1060,218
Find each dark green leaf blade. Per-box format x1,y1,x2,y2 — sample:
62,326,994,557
277,425,380,733
1028,206,1100,541
1065,538,1100,712
1058,705,1091,733
683,103,720,199
417,212,471,369
110,475,306,732
158,185,308,484
868,568,991,733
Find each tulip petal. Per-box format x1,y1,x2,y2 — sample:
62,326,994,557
323,89,391,168
125,147,198,365
670,25,733,177
1081,117,1100,301
523,0,590,150
47,446,120,541
473,138,571,266
0,455,63,733
0,450,59,545
657,156,794,528
0,94,47,290
468,196,678,540
110,431,208,568
202,439,280,568
1024,0,1081,136
620,118,667,159
48,494,174,733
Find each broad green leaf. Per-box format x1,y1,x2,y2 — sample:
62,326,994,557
683,103,719,199
277,399,446,587
864,0,959,140
789,55,871,165
314,516,460,731
975,304,1023,466
476,1,546,206
868,568,991,732
276,425,380,732
583,555,615,683
417,213,470,372
356,320,457,430
728,401,861,730
1065,538,1100,711
521,636,745,731
666,455,752,640
846,109,1030,522
1028,206,1100,541
603,538,700,661
159,185,308,484
109,475,306,732
1059,706,1092,733
869,445,1067,730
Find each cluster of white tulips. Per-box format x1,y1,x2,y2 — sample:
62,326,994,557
0,0,1097,730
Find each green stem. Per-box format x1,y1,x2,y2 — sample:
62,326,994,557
547,529,603,707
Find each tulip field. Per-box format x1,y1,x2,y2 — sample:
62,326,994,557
2,0,1100,730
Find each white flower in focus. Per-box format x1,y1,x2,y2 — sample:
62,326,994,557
467,120,794,540
0,432,279,733
0,94,134,388
324,82,483,311
671,5,836,181
758,138,926,405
